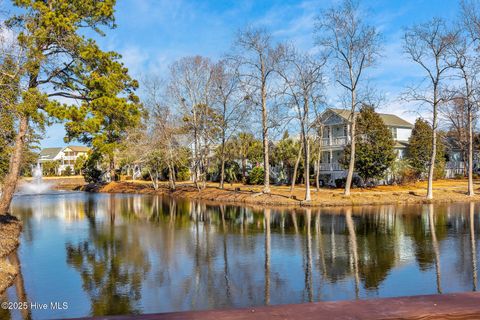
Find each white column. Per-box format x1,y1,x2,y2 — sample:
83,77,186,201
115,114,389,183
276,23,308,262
329,150,333,171
328,126,332,146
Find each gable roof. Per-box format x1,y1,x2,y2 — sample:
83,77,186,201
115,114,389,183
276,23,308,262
327,108,414,129
65,146,90,152
39,147,63,160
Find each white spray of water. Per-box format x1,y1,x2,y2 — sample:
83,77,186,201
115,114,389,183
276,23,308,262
19,162,52,194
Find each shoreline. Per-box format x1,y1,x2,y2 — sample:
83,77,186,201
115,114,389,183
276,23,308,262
0,215,22,293
79,179,480,208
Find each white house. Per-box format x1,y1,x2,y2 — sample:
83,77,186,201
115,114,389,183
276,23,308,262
39,146,90,175
318,108,413,184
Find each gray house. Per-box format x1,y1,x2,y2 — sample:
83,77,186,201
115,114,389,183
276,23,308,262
318,108,414,184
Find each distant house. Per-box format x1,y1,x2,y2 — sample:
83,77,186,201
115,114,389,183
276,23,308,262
38,146,90,175
318,108,414,184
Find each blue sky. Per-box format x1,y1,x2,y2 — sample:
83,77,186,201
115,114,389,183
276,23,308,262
36,0,459,148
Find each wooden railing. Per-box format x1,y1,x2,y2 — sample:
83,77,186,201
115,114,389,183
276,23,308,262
319,163,342,171
320,136,348,147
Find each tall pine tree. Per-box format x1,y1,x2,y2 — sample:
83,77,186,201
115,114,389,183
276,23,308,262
406,118,445,180
0,1,140,215
342,106,396,184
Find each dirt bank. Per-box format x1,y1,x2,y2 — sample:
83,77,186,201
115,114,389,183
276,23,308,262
0,215,22,293
81,179,480,207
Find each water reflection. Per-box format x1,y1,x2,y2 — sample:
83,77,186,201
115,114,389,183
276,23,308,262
5,193,480,319
65,195,150,316
470,202,478,291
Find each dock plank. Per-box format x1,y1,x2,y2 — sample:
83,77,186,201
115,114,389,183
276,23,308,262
72,292,480,320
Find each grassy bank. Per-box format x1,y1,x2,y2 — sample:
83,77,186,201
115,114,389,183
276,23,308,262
81,178,480,207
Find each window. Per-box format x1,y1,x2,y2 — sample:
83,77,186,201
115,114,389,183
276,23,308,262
391,127,397,139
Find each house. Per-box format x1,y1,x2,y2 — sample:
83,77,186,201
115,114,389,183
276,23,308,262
38,146,90,175
318,108,414,184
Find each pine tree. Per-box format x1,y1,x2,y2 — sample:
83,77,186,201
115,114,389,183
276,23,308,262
342,106,396,184
406,118,445,179
0,1,140,214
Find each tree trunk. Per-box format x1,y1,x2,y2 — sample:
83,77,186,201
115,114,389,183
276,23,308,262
167,163,176,190
109,157,116,182
303,136,311,201
427,99,438,200
468,107,474,196
261,67,270,194
345,96,357,196
219,134,226,189
303,98,311,202
290,142,303,196
0,115,29,215
193,111,200,191
316,128,323,192
242,157,247,183
148,169,159,190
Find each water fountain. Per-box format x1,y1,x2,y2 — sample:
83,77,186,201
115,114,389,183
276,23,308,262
19,162,52,194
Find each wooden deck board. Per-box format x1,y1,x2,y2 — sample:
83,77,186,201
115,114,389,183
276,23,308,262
72,292,480,320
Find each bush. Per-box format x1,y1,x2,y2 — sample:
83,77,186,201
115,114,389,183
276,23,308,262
63,166,73,176
82,153,103,183
223,161,241,183
248,166,264,185
391,160,417,185
334,176,364,188
177,166,190,181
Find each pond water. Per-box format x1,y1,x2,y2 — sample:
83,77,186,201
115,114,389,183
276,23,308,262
1,192,479,319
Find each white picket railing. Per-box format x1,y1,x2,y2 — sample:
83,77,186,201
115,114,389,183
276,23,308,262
319,163,343,171
320,136,348,146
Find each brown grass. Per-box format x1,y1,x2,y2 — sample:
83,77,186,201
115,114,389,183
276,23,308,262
82,178,480,207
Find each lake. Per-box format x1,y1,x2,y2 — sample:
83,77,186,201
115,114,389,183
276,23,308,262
1,192,479,319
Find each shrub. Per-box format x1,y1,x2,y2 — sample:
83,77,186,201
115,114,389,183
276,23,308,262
390,159,416,185
63,166,73,176
177,166,190,181
334,176,364,188
248,166,264,185
224,161,241,183
82,152,103,183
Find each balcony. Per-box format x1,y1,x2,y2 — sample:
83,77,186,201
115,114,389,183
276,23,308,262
320,136,348,147
319,163,343,171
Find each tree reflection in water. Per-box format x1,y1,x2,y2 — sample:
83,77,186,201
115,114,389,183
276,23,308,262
470,202,478,291
8,194,480,318
66,194,151,316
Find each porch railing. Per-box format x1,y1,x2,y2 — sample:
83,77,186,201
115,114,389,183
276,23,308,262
320,136,348,147
319,163,343,171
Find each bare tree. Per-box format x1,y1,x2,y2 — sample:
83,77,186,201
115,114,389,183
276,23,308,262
232,27,286,194
212,60,248,189
442,97,473,178
403,18,457,199
457,0,480,195
168,56,218,190
277,49,325,201
122,77,185,190
315,0,381,196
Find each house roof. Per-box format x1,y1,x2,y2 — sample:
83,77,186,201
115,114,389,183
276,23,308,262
65,146,90,152
328,108,414,129
39,147,63,160
39,145,90,161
